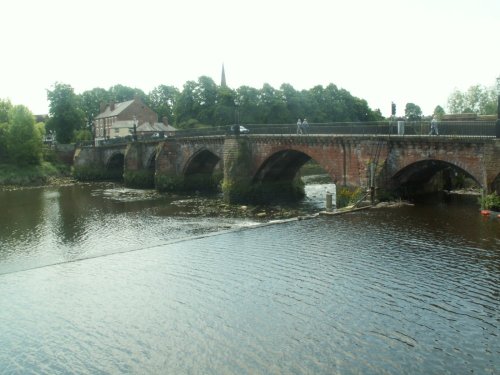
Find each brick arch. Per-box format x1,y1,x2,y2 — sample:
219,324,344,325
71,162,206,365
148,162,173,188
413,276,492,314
252,149,311,185
391,155,484,190
181,148,222,191
105,151,125,180
250,142,346,186
390,159,483,193
182,148,221,176
104,151,125,169
491,173,500,194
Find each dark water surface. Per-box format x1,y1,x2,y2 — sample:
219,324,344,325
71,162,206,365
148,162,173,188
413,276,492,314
0,184,498,374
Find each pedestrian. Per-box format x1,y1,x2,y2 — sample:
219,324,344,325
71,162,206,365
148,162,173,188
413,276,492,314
296,119,302,135
429,116,438,135
302,118,309,134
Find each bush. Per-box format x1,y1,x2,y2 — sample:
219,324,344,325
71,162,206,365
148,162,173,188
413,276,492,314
479,192,500,211
337,186,364,208
0,162,63,186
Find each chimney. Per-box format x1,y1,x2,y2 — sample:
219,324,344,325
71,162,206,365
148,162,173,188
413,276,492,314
162,116,169,126
99,102,106,114
110,102,115,111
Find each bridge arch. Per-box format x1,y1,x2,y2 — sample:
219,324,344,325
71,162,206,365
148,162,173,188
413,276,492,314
139,150,157,188
491,173,500,194
390,159,481,197
105,152,125,180
182,148,222,191
250,149,338,202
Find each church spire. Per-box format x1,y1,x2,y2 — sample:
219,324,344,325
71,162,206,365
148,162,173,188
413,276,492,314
221,63,227,87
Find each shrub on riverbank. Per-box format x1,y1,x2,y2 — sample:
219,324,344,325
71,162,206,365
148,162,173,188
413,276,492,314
0,162,69,186
479,192,500,211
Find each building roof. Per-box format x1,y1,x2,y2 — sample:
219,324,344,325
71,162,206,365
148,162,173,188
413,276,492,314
95,100,134,119
137,122,177,132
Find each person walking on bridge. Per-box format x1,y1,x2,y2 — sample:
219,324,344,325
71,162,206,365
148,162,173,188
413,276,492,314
296,119,302,135
302,118,309,134
429,116,439,135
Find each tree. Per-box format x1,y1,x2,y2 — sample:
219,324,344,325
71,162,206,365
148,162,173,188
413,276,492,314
194,76,218,125
280,83,304,121
0,98,12,124
80,87,109,124
148,85,179,125
0,99,13,160
433,105,445,120
7,105,42,165
213,86,236,126
258,83,288,123
405,103,423,121
447,84,496,115
235,86,260,124
173,80,198,128
108,84,147,104
46,82,86,143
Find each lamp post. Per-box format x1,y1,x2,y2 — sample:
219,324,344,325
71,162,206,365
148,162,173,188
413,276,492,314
496,75,500,138
90,120,95,147
133,116,138,141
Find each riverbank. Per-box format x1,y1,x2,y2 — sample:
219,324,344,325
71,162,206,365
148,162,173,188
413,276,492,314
0,162,71,190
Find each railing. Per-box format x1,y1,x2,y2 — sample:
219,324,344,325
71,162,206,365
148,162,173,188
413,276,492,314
79,121,496,147
243,121,496,138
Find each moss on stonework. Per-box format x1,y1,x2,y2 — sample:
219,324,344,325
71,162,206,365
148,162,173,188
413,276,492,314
124,170,155,188
184,172,222,192
73,165,122,181
248,180,305,204
155,174,185,192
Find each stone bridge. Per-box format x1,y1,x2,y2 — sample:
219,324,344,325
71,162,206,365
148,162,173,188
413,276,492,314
73,135,500,203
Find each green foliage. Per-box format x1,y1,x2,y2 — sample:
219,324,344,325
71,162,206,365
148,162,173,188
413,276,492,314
0,98,13,123
7,105,42,166
183,172,222,192
74,129,93,142
148,85,179,124
479,192,500,211
42,78,386,137
35,122,46,137
336,186,364,209
124,170,155,188
0,162,63,186
172,78,382,127
433,105,446,120
109,84,147,104
447,84,497,115
155,174,185,192
72,165,111,181
0,123,8,161
80,87,109,123
405,103,423,120
46,82,86,143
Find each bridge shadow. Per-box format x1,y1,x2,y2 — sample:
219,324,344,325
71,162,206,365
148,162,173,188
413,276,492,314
391,160,481,199
183,149,222,192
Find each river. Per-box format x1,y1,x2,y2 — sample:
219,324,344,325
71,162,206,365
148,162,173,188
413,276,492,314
0,182,498,374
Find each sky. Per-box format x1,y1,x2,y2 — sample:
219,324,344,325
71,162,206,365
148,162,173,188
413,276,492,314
1,0,499,118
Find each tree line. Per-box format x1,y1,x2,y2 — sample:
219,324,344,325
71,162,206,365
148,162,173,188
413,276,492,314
44,78,385,143
1,79,497,152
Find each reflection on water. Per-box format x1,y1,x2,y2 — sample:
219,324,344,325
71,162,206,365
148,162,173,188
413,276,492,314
0,183,498,374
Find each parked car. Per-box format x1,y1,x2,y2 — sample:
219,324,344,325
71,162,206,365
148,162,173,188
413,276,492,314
229,125,250,135
239,126,250,134
151,132,166,138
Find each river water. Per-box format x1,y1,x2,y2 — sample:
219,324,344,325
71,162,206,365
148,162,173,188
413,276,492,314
0,183,498,374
